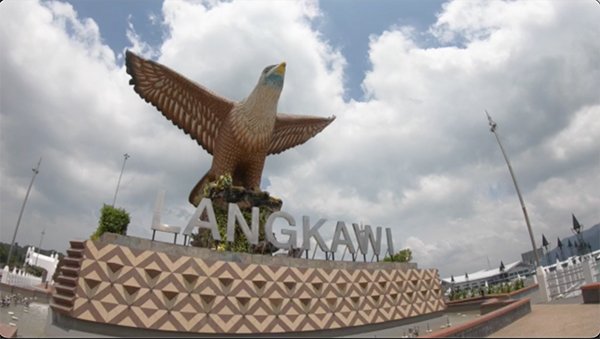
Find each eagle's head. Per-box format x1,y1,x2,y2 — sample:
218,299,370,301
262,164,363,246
260,62,286,88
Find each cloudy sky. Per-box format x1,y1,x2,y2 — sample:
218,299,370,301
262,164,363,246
1,0,599,279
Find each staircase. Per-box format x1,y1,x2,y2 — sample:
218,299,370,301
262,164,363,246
50,240,85,314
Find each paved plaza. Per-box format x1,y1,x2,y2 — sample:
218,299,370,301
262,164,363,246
488,295,600,338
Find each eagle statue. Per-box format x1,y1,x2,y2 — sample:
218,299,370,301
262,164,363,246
125,51,335,206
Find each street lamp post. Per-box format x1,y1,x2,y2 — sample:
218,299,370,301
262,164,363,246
486,111,541,268
34,229,45,267
112,153,130,207
6,158,42,269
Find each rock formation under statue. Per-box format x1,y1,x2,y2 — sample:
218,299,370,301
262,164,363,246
125,51,335,206
190,175,283,255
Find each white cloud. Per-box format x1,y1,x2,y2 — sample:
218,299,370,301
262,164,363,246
1,0,599,279
546,105,600,161
158,0,346,113
347,0,600,276
126,15,160,59
0,0,178,246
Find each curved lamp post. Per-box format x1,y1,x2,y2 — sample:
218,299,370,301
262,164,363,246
486,111,540,268
112,153,130,207
6,158,42,268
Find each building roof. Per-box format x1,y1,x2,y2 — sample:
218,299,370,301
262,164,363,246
441,260,525,284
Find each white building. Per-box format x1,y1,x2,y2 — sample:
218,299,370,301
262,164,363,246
24,246,60,283
441,261,532,292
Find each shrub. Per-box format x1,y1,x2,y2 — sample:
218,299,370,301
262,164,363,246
512,278,524,290
91,204,130,240
383,248,412,263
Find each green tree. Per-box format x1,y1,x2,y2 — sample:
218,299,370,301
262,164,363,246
383,248,412,263
91,204,130,240
24,265,44,277
0,242,28,268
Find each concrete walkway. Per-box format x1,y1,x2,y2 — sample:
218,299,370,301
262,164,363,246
488,295,600,338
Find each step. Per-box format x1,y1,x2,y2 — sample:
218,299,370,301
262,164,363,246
63,257,82,267
50,302,72,314
54,282,76,295
69,240,85,249
56,275,77,287
52,293,74,307
61,266,80,277
66,248,84,258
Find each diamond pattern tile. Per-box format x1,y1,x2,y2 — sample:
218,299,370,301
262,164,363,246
63,240,445,334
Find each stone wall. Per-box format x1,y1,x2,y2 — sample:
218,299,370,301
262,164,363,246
421,298,531,338
52,234,445,335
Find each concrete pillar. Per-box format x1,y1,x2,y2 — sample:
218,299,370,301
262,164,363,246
1,265,8,284
536,266,551,302
556,260,565,296
582,260,593,284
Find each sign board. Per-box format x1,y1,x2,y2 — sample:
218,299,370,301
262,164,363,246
183,198,395,257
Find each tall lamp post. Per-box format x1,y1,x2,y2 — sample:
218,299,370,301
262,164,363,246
112,153,130,207
6,158,42,269
34,229,45,267
486,111,540,268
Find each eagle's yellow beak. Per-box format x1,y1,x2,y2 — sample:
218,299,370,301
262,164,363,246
274,62,286,76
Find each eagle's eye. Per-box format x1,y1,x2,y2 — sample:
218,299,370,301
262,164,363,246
263,65,276,74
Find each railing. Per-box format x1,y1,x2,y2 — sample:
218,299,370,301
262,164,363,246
546,263,584,299
536,251,600,302
593,259,600,282
0,266,42,288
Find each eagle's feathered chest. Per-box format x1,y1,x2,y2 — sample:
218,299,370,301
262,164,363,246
229,86,280,151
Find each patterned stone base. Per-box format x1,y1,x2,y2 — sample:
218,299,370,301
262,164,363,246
51,234,445,335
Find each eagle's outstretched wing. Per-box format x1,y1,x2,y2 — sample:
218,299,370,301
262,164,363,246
268,114,335,155
125,51,233,155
